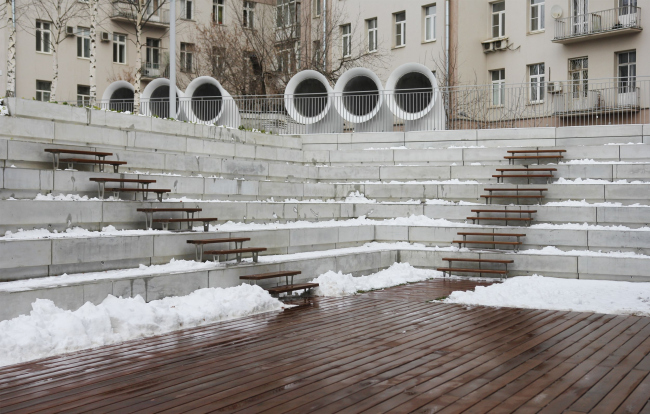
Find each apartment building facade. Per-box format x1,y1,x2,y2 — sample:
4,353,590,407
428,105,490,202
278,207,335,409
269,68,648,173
1,0,647,103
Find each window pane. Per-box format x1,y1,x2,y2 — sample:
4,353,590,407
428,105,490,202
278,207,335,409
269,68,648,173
492,1,505,12
396,12,405,22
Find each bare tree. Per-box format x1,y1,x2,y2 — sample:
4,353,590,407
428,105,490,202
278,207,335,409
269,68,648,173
190,0,387,96
2,0,18,97
31,0,86,101
109,0,169,112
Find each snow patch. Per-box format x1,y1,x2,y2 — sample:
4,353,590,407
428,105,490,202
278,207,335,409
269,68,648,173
444,275,650,316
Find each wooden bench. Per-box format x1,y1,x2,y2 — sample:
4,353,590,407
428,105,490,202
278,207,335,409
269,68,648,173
104,187,170,202
152,217,218,232
481,188,547,204
45,149,115,171
438,257,514,279
205,247,267,263
467,209,537,226
137,208,202,229
90,178,157,198
455,232,526,252
187,237,250,261
504,150,565,165
494,167,557,182
58,158,127,173
266,283,320,296
240,271,310,298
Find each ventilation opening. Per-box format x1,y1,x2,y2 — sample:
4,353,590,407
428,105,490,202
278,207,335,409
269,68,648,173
109,87,134,112
394,72,433,113
342,76,380,117
150,85,180,118
293,78,328,118
191,83,223,122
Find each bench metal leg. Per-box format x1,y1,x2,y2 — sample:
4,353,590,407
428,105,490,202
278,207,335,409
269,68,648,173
97,183,105,199
112,190,120,200
235,252,242,263
194,245,205,262
157,192,163,202
203,221,210,232
52,154,59,170
252,252,259,263
162,222,169,231
143,212,152,229
113,165,119,173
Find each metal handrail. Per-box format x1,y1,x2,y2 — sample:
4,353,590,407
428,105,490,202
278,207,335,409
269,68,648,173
554,5,641,40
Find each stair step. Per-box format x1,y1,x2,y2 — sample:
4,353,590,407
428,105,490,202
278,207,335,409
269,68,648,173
240,271,302,281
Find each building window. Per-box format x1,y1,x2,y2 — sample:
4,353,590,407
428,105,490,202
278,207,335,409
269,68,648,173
213,0,224,23
36,21,51,53
181,0,193,19
529,63,545,103
619,0,638,15
491,1,505,38
35,80,51,102
277,0,298,28
341,24,351,57
243,1,255,28
424,4,436,42
530,0,545,31
569,57,588,99
77,85,91,106
312,40,321,65
76,27,90,58
490,69,505,106
394,12,406,47
367,18,377,52
314,0,321,16
618,50,636,93
180,43,194,72
145,38,161,76
277,47,293,73
113,33,126,64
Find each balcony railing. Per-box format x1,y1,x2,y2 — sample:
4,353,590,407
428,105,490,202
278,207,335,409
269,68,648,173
141,62,169,79
111,1,170,25
554,6,642,42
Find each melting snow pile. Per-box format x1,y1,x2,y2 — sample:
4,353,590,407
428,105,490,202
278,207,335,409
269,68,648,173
445,275,650,316
0,284,284,367
311,262,445,297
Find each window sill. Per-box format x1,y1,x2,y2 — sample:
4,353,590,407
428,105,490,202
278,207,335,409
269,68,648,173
422,39,436,44
527,100,545,105
181,18,195,22
392,45,406,50
527,29,545,35
367,49,378,54
489,104,505,108
77,56,90,60
36,51,53,55
113,61,127,65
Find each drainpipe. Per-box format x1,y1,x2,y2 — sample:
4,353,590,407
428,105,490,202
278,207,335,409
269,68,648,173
445,0,450,88
169,0,176,119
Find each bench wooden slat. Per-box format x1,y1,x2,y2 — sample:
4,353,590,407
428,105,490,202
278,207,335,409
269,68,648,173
90,178,157,184
484,188,548,192
480,195,544,199
138,208,202,213
266,283,319,294
504,155,563,160
495,168,557,172
456,232,526,237
59,158,127,165
187,237,250,245
470,209,537,213
436,267,507,275
240,271,302,281
105,188,170,193
453,240,522,245
467,217,531,221
152,218,218,223
506,150,566,154
45,149,113,156
442,258,514,264
204,247,267,255
493,174,554,178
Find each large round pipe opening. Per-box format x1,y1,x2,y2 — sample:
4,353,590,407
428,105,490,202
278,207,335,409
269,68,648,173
191,83,223,122
149,85,180,118
394,72,433,114
293,78,328,118
102,81,134,112
342,75,380,116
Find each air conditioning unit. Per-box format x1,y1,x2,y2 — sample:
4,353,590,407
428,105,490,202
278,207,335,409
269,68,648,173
493,39,508,51
547,81,563,94
66,26,75,37
482,42,496,53
101,31,110,42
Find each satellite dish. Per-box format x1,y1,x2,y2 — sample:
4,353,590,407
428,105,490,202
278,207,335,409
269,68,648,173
551,5,563,18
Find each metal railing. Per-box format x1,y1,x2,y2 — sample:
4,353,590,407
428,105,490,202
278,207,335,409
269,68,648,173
554,5,642,41
111,1,170,25
84,76,650,133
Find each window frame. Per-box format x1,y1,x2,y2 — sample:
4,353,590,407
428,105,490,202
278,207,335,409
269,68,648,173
77,85,91,107
243,1,255,28
35,80,51,102
76,27,91,59
341,23,352,58
213,0,224,24
180,0,193,20
528,63,546,104
276,0,298,28
367,18,378,52
113,33,126,64
490,69,505,106
424,4,436,42
491,1,505,38
35,20,52,54
617,50,637,93
180,42,194,72
568,56,588,99
394,11,406,48
530,0,545,32
313,0,321,17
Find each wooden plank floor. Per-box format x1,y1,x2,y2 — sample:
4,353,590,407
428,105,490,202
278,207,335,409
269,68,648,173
1,278,649,413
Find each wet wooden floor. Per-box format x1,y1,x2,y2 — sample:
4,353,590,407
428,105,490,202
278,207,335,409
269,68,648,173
1,278,650,413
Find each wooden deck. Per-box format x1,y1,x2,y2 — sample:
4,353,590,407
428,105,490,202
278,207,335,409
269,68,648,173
1,278,650,413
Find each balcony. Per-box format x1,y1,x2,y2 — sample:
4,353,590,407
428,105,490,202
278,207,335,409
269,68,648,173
141,62,169,80
553,6,642,43
111,1,170,27
553,84,640,117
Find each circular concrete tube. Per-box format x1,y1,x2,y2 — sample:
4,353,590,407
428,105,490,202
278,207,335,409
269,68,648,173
385,63,439,120
102,81,134,112
333,68,384,123
140,78,185,119
184,76,226,123
284,70,333,124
